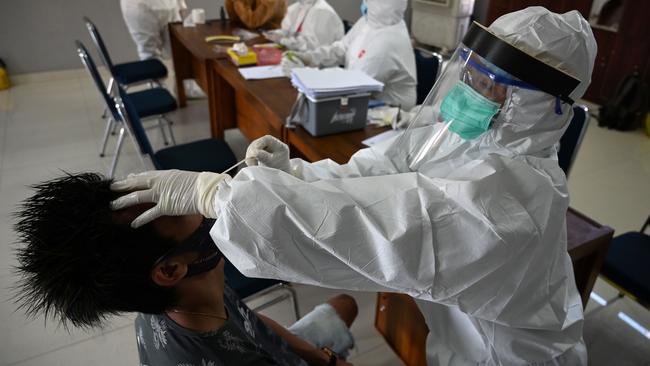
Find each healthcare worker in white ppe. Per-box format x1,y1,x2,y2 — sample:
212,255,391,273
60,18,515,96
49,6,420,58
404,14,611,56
264,0,344,52
120,0,204,98
281,0,417,109
120,0,187,60
111,7,597,365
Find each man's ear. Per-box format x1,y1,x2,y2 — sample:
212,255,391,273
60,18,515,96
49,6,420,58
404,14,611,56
151,259,188,287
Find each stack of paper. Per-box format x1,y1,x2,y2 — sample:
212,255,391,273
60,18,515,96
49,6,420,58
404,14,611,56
290,67,384,99
239,65,285,80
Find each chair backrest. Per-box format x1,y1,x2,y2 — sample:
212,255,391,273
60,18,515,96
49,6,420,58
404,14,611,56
558,104,590,177
116,87,161,168
83,16,115,72
414,48,443,105
343,20,352,34
75,41,120,121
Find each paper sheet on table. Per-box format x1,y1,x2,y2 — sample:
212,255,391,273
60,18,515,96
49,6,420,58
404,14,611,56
362,129,402,147
239,65,285,80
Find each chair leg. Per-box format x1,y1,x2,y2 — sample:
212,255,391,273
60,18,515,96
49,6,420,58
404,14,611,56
162,115,176,145
157,118,170,145
102,78,115,120
284,284,301,321
100,117,114,157
108,127,126,179
111,120,119,136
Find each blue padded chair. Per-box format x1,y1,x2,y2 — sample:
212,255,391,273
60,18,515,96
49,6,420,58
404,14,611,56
76,41,177,177
83,17,167,89
558,104,590,177
116,86,236,172
116,89,300,318
601,215,650,307
414,48,443,105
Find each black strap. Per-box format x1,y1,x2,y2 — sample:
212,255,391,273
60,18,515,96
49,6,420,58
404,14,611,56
463,22,580,105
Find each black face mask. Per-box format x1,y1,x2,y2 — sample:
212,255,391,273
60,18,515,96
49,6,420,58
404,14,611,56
152,219,222,278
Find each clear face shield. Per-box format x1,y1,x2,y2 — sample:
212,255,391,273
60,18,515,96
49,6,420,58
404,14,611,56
390,22,581,171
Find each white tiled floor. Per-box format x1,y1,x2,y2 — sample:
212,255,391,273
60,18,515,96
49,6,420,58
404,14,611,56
0,69,648,366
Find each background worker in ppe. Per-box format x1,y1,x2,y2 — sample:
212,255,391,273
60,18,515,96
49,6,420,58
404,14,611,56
281,0,416,110
264,0,344,52
225,0,287,30
120,0,204,98
110,7,597,366
120,0,187,60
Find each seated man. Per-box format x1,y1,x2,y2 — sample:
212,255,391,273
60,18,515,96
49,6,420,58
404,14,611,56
13,173,356,366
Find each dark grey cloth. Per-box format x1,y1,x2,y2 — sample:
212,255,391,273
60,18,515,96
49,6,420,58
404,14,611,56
134,286,308,366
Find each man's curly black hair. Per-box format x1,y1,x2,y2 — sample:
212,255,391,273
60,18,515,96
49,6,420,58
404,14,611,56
13,172,178,328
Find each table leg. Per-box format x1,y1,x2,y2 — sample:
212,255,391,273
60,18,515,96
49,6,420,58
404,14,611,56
210,62,235,140
169,24,189,108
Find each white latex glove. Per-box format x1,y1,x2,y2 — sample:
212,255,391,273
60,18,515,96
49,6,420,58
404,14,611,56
110,170,228,228
245,135,291,173
263,29,288,43
281,51,306,76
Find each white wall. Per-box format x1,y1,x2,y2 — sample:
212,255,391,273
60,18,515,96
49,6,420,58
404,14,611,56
0,0,363,75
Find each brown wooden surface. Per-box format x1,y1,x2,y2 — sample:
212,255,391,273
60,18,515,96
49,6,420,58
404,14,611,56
286,125,390,164
168,19,267,131
211,59,296,141
376,293,428,366
209,49,390,159
375,207,614,366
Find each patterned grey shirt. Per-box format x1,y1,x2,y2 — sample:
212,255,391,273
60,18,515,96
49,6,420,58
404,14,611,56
134,286,309,366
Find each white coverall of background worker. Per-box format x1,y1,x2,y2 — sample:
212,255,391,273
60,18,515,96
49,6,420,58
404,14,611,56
282,0,416,109
120,0,205,98
264,0,344,52
110,7,597,365
120,0,187,60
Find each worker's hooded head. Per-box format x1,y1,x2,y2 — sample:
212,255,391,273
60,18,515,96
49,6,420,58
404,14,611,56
366,0,406,28
385,6,597,174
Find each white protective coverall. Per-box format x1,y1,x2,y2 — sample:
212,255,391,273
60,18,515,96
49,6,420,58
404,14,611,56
211,7,597,365
272,0,344,51
120,0,187,60
298,0,416,109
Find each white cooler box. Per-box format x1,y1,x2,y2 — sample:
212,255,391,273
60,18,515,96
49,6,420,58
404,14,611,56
291,93,370,137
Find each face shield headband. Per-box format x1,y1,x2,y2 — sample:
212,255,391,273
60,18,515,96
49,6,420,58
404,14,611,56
463,22,580,105
152,218,222,278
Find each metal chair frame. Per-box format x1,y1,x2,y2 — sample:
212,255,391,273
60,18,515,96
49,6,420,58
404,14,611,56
83,17,166,119
244,283,301,321
76,41,173,177
414,47,443,105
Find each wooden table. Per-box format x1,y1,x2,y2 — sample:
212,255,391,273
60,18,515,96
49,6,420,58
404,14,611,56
169,20,271,138
375,207,614,366
169,19,389,152
284,125,389,164
210,59,296,140
210,56,389,149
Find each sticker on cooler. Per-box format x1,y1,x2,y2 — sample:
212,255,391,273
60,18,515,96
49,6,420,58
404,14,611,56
330,108,357,125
